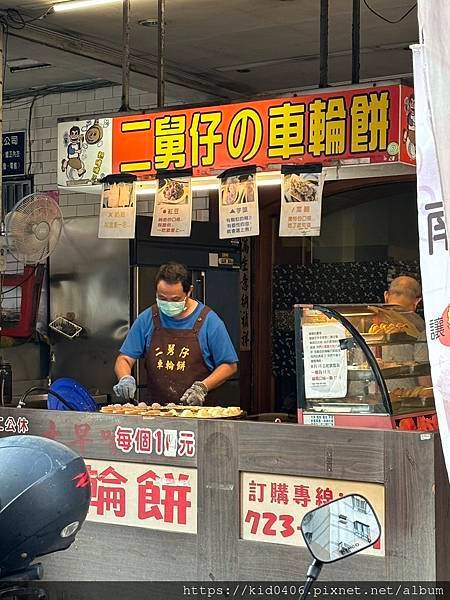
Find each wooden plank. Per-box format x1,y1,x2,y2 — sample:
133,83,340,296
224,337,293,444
238,540,386,580
0,408,197,467
40,522,197,580
197,420,239,579
238,422,385,482
434,435,450,580
384,430,437,580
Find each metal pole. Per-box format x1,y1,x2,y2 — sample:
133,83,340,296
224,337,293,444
0,24,3,224
319,0,329,88
352,0,361,84
120,0,131,111
157,0,165,107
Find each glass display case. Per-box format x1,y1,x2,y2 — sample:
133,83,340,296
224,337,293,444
295,304,437,430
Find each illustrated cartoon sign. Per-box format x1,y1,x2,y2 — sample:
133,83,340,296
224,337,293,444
57,118,112,187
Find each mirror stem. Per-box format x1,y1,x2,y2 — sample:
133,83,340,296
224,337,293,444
299,560,323,600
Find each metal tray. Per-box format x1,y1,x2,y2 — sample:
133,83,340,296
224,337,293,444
362,332,419,346
348,362,431,381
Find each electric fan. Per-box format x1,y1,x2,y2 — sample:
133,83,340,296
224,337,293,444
4,192,64,264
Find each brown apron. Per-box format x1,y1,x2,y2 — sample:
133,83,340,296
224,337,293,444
145,304,212,405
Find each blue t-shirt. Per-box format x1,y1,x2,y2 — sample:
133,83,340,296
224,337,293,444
120,302,239,372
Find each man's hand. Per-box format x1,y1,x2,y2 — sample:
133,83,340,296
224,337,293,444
180,382,208,406
113,375,137,401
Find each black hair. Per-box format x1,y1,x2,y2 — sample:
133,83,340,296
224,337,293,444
70,126,81,135
155,262,191,293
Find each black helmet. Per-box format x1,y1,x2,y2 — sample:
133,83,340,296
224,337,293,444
0,436,91,578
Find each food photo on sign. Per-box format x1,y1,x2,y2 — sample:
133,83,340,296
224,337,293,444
98,174,137,239
279,164,325,237
151,169,193,237
218,166,259,240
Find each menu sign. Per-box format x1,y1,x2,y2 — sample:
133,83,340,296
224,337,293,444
241,472,384,556
86,459,197,533
98,181,136,238
151,175,193,237
302,323,348,398
219,170,259,239
279,165,325,237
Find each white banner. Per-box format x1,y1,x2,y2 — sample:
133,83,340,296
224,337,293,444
279,168,325,237
219,172,259,239
417,1,450,234
58,118,112,187
151,176,193,237
413,44,450,477
98,182,136,238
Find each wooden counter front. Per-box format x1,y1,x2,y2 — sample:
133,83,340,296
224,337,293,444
0,408,447,581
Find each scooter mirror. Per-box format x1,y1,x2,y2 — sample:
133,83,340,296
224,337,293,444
300,494,381,564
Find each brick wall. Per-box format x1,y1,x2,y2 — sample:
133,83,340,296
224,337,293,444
3,85,209,221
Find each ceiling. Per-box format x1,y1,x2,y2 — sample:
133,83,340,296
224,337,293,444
1,0,418,104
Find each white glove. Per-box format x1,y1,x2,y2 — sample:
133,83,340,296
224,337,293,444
113,375,136,401
180,382,208,406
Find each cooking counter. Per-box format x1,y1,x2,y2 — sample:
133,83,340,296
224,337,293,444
0,407,448,581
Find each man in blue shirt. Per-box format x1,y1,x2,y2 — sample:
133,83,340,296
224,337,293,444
114,262,238,406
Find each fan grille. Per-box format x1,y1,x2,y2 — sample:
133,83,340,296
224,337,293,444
5,193,63,264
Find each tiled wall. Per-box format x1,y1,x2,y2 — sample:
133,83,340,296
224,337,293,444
3,85,209,221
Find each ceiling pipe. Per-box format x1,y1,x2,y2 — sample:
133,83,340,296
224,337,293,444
120,0,131,111
157,0,166,107
319,0,329,88
352,0,361,83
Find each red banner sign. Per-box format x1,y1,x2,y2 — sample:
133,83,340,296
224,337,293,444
112,84,415,178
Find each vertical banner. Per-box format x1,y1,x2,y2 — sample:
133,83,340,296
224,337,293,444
279,164,325,237
98,181,136,238
418,0,450,233
219,167,259,239
151,170,193,237
413,44,450,478
240,237,251,351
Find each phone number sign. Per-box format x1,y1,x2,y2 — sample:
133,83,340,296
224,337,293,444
240,472,385,557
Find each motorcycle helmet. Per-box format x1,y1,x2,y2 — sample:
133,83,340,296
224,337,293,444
0,436,91,578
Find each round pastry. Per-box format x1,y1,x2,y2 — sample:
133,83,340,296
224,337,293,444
151,402,162,409
165,409,178,417
181,409,194,417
